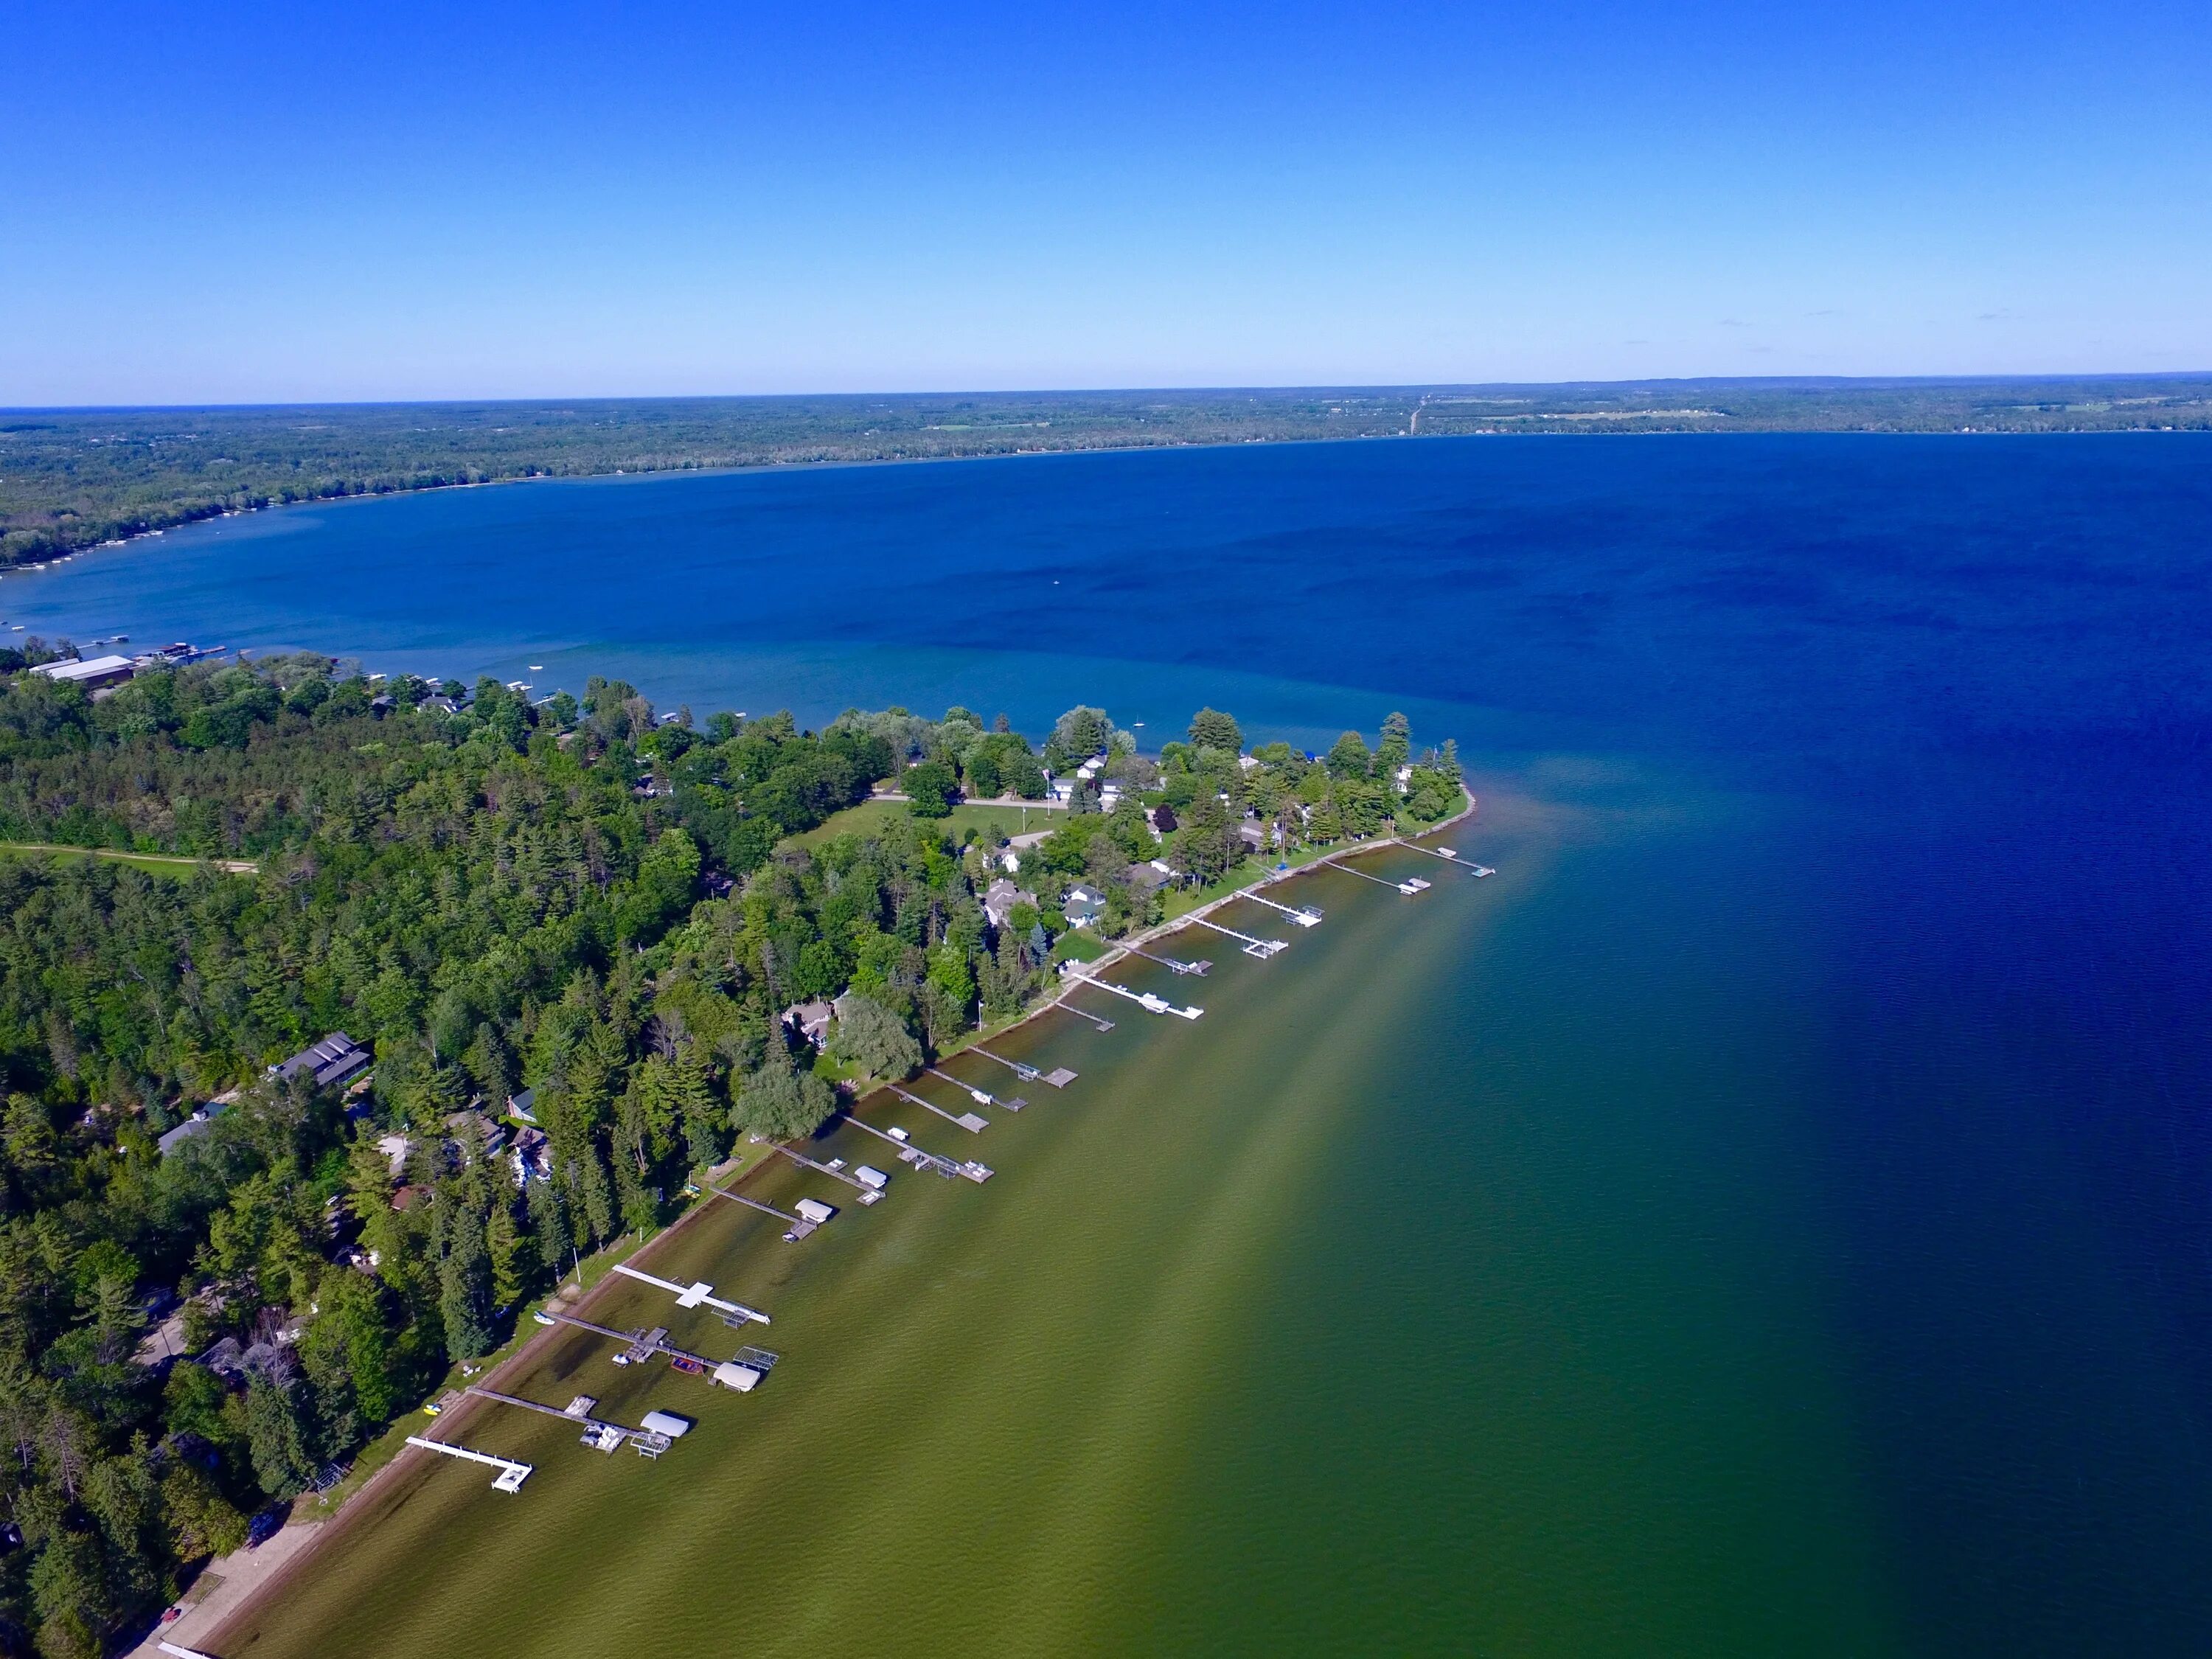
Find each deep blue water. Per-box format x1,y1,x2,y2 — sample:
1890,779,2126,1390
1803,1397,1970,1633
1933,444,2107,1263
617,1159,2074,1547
10,433,2212,1649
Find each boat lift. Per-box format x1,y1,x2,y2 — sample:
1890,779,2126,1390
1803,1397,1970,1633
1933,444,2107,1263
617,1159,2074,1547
1121,942,1211,975
890,1082,987,1133
542,1310,780,1392
968,1045,1079,1089
464,1385,675,1458
773,1142,886,1203
1338,863,1433,895
543,1310,703,1367
1243,892,1324,926
1061,966,1203,1020
406,1435,534,1493
1188,915,1287,958
928,1065,1025,1111
841,1113,992,1182
612,1262,771,1327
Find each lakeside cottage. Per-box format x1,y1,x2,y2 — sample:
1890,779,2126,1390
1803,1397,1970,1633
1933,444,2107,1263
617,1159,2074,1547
984,877,1037,928
1064,885,1107,928
271,1032,372,1091
782,999,835,1048
156,1091,238,1158
510,1125,552,1186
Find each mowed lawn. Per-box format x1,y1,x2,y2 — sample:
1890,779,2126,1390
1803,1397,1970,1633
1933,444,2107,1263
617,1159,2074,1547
0,841,259,877
785,798,1067,849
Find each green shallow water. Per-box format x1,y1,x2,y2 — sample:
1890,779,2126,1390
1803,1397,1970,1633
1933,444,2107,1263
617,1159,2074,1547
225,779,1887,1658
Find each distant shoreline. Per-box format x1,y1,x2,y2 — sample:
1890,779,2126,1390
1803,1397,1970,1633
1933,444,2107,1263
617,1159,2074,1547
9,378,2208,567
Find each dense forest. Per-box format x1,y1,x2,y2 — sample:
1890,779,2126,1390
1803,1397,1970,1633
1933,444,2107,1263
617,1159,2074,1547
0,655,1459,1655
5,375,2209,561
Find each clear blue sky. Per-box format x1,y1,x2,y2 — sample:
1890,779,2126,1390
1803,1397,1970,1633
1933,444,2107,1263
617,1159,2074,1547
5,0,2207,404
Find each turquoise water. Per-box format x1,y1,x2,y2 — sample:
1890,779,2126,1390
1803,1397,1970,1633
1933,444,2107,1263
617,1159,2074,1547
14,434,2212,1650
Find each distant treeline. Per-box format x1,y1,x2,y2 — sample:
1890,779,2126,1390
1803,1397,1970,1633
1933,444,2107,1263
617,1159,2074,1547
4,376,2209,563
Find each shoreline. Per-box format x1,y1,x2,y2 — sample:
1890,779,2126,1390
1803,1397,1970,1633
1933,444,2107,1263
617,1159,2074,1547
195,782,1480,1652
14,417,2203,574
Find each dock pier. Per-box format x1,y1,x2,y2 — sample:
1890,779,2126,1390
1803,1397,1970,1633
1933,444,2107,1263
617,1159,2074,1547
1337,863,1432,895
1122,942,1211,974
405,1435,534,1493
1054,995,1116,1032
890,1083,987,1133
1188,915,1287,958
773,1143,886,1203
969,1046,1077,1088
463,1385,675,1458
611,1262,771,1327
840,1113,990,1180
927,1065,1025,1111
1243,892,1324,925
1062,967,1203,1020
1410,844,1495,875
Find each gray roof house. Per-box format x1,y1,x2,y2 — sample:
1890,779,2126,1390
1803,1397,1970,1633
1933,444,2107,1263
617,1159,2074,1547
984,877,1036,929
271,1032,372,1090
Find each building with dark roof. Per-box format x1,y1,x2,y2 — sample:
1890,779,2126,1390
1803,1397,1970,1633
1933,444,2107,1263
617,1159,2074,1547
271,1032,372,1090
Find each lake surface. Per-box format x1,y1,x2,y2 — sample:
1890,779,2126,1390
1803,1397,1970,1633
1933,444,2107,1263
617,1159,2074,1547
15,434,2212,1654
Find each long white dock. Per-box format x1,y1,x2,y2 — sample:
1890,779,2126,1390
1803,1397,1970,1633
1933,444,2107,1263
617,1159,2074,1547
891,1083,987,1133
406,1435,533,1492
1243,892,1323,925
1189,915,1287,957
1062,968,1203,1020
613,1262,771,1325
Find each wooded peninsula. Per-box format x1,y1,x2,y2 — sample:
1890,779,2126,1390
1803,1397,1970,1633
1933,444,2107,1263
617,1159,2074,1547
0,653,1461,1656
6,375,2209,563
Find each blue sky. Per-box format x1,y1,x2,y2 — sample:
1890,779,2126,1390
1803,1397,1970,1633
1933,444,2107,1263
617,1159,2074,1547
4,0,2208,403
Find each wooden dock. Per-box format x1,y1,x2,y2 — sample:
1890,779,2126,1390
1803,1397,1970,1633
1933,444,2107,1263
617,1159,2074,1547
928,1065,1024,1111
1188,915,1287,957
890,1083,987,1133
969,1045,1077,1088
463,1385,674,1458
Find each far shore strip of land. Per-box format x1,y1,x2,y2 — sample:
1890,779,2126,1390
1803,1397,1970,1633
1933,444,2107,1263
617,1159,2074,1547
193,784,1480,1655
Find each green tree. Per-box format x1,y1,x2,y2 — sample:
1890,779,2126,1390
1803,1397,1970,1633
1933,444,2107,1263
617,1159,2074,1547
1326,730,1374,779
827,996,921,1080
904,759,958,817
733,1061,836,1141
1188,707,1242,755
242,1371,319,1498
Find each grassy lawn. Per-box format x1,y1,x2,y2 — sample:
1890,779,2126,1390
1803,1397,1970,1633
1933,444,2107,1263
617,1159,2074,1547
0,841,257,877
785,797,1065,849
